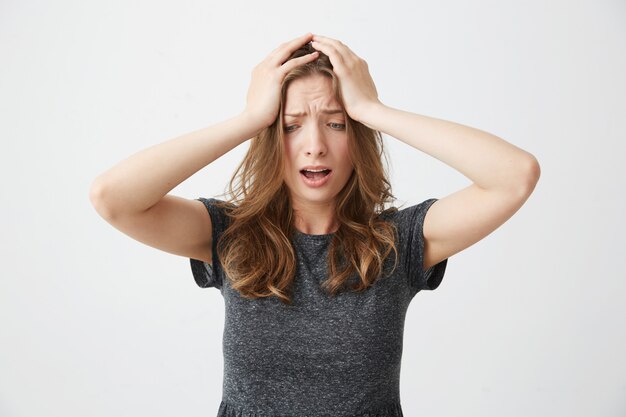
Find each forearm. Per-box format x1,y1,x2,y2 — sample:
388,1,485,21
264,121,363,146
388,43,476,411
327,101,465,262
90,112,261,216
360,103,539,192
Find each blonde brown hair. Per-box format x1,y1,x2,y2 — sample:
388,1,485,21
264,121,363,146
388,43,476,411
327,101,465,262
217,43,398,304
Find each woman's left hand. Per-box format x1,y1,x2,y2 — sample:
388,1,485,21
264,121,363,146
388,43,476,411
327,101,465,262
311,34,382,123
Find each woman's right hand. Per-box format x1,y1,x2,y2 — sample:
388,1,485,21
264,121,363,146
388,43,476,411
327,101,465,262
242,33,319,130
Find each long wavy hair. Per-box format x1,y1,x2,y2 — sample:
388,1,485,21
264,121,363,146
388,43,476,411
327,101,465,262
216,42,398,304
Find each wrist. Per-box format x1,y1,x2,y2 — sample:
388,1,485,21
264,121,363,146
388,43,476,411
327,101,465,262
238,110,273,137
351,101,385,129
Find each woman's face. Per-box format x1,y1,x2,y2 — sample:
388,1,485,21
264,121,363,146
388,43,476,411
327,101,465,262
281,74,353,212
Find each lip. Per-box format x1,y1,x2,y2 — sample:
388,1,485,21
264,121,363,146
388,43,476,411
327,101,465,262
299,167,333,188
300,165,332,171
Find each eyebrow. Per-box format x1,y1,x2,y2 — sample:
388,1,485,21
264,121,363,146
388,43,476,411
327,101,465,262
284,109,344,117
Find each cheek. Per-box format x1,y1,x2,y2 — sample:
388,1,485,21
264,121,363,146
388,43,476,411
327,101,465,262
338,141,353,169
282,142,299,185
282,140,295,165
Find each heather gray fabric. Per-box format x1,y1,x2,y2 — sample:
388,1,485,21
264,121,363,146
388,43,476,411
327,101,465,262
189,197,448,417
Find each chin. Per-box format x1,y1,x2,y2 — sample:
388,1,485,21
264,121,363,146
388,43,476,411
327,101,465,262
291,190,338,207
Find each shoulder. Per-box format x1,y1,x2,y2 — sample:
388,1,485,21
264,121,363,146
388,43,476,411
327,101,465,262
379,198,439,227
196,197,234,210
195,197,236,231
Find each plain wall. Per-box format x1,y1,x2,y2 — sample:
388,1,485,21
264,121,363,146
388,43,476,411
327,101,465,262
1,0,625,416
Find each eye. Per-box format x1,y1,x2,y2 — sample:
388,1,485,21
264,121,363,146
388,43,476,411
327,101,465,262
283,125,298,133
329,122,346,130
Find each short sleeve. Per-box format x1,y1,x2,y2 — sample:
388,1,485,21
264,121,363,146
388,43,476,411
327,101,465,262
189,197,230,291
393,198,449,294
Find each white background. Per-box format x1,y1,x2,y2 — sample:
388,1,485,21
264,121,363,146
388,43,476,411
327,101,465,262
1,0,625,416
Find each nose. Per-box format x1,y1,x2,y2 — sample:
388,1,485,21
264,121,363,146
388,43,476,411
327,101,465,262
304,123,327,157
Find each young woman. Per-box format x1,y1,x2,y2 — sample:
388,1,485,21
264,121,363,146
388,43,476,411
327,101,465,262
90,33,540,417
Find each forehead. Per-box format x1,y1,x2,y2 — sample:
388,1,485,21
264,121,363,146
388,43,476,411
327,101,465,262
283,75,341,110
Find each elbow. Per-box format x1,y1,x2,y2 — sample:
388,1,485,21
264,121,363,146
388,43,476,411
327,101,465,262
524,153,541,187
514,154,541,198
89,178,116,220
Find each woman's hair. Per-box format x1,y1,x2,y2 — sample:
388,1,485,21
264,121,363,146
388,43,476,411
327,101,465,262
216,42,398,304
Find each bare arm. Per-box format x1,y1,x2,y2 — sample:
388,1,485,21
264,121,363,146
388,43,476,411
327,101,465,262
89,33,319,264
310,34,541,271
357,103,540,270
88,113,262,263
89,113,259,218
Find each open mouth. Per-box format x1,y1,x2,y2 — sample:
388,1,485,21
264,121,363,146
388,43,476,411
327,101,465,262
300,168,331,180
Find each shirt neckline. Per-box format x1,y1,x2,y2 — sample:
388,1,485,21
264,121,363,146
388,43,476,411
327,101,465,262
293,229,335,241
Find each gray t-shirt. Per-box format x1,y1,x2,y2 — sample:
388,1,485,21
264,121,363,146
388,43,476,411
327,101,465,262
190,197,448,417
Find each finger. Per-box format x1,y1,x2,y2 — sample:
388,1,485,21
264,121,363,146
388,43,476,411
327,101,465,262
280,50,319,73
268,32,314,65
312,34,343,45
310,39,345,67
312,35,352,53
312,35,359,60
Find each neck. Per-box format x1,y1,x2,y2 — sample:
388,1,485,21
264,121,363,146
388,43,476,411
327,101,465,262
292,201,338,235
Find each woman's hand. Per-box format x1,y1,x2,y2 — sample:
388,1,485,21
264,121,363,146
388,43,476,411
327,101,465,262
310,34,382,124
243,33,319,130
